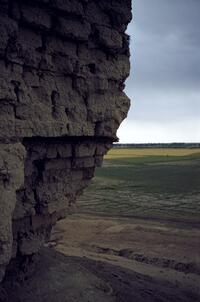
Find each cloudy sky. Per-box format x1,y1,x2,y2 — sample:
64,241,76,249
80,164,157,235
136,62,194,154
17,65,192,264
118,0,200,143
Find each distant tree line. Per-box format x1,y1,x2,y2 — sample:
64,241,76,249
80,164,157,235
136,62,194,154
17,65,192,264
113,143,200,149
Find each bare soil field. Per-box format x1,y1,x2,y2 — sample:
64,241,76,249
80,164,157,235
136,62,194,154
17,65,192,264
48,214,200,300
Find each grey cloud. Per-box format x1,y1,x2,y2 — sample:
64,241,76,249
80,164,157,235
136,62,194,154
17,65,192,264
131,0,200,40
121,0,200,142
127,0,200,88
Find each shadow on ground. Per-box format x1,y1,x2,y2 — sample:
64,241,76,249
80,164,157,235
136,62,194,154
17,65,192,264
1,248,199,302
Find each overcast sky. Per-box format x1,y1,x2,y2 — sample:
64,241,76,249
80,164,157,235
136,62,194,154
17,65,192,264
118,0,200,143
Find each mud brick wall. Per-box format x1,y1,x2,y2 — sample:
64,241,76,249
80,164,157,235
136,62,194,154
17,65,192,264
0,0,132,282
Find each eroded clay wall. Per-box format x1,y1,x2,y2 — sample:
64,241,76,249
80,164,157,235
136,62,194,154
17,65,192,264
0,0,132,282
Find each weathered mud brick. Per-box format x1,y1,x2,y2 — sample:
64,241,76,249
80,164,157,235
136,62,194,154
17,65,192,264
0,0,131,283
74,143,96,157
56,18,91,41
21,5,51,30
57,144,72,158
51,0,84,15
96,25,123,51
73,157,95,169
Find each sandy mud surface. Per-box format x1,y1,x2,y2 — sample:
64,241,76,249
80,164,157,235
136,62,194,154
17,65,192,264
51,215,200,292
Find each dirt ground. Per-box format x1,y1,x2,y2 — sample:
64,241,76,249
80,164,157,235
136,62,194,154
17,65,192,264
49,214,200,299
2,213,200,302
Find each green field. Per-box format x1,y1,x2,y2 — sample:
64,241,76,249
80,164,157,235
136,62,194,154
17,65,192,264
78,148,200,224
